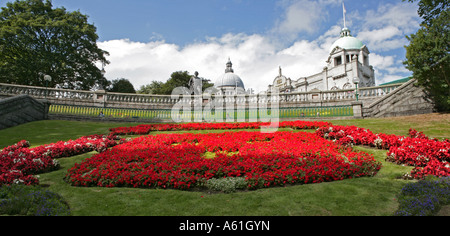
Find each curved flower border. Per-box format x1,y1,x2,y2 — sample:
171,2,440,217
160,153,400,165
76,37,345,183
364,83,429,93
0,134,123,186
65,131,382,190
315,126,450,179
1,120,448,188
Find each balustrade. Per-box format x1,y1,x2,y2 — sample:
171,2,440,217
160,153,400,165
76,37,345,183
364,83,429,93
0,82,405,107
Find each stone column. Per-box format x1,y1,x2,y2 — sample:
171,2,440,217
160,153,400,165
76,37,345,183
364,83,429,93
40,99,51,120
94,89,106,107
352,101,363,119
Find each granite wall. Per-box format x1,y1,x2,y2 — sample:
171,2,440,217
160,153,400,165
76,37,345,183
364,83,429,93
0,95,50,130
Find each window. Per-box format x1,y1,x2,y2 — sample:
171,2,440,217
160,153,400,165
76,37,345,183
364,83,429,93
343,82,353,89
334,56,342,66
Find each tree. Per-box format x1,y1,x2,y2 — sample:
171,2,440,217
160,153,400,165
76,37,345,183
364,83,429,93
404,0,449,111
138,71,214,95
0,0,109,90
107,78,136,93
405,0,449,25
137,81,164,94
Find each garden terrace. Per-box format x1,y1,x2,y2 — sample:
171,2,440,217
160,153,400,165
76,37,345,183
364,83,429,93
0,114,448,216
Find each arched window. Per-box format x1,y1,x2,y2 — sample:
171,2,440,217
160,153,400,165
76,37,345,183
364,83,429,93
343,82,353,89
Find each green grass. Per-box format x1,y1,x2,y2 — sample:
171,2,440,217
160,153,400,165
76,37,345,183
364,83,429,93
329,113,449,140
0,113,448,216
0,120,140,149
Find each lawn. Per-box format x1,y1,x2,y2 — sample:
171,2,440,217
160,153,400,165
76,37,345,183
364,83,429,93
0,113,448,216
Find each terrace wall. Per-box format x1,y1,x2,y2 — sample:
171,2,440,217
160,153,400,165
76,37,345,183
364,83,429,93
0,79,435,124
0,94,50,130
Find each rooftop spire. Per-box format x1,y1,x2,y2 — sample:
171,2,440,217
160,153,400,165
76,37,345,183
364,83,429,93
340,3,352,38
225,57,234,73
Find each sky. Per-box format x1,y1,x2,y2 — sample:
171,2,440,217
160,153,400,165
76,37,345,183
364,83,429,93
0,0,422,92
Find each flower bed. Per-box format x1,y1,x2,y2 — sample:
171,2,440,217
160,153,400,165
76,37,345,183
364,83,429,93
0,134,123,186
2,120,448,191
108,120,332,135
65,131,382,190
316,126,450,179
394,176,450,216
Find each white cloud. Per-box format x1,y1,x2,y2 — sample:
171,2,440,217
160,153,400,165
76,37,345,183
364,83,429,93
354,2,420,52
98,0,420,92
274,0,323,35
362,2,421,33
272,0,341,41
357,26,407,51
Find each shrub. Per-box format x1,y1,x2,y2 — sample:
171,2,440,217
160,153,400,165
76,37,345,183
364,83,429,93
0,185,71,216
206,177,248,193
394,176,450,216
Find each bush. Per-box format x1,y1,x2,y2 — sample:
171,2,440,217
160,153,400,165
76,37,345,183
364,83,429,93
394,176,450,216
206,177,248,193
0,185,71,216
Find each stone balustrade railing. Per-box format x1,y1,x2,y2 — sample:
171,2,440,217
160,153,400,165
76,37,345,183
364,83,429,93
0,82,405,108
0,83,94,101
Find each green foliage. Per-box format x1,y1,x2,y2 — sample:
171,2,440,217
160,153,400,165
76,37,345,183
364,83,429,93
206,177,248,193
404,0,449,25
0,184,71,216
107,78,136,93
404,1,449,112
394,176,450,216
0,0,109,90
138,71,214,95
138,80,164,94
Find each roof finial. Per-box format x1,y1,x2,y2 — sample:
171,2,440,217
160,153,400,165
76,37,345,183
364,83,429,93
225,58,234,73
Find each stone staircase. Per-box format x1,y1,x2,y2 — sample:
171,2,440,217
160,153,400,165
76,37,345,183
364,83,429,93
0,95,50,130
362,79,435,118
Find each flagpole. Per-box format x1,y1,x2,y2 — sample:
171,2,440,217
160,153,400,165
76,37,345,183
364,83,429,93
343,2,346,28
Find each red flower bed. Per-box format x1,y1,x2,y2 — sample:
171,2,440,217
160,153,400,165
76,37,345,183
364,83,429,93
0,134,123,186
65,131,382,190
3,119,447,190
108,120,331,135
316,126,450,179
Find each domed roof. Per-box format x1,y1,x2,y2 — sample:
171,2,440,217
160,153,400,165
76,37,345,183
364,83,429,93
330,28,364,53
215,59,245,90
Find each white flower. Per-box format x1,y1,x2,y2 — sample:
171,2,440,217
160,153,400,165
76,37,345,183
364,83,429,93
33,158,44,165
374,138,383,147
53,159,60,167
13,179,24,185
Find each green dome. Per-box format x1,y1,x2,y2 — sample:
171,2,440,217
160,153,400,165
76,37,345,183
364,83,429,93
330,28,364,53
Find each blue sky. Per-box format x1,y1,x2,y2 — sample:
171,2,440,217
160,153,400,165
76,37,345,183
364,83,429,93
1,0,422,92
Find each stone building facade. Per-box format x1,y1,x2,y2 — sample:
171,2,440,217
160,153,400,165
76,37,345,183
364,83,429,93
268,27,376,93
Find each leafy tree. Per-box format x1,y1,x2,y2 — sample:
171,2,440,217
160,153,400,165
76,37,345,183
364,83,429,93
138,71,214,95
0,0,109,90
405,0,449,25
137,81,164,94
107,78,136,93
404,0,449,111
